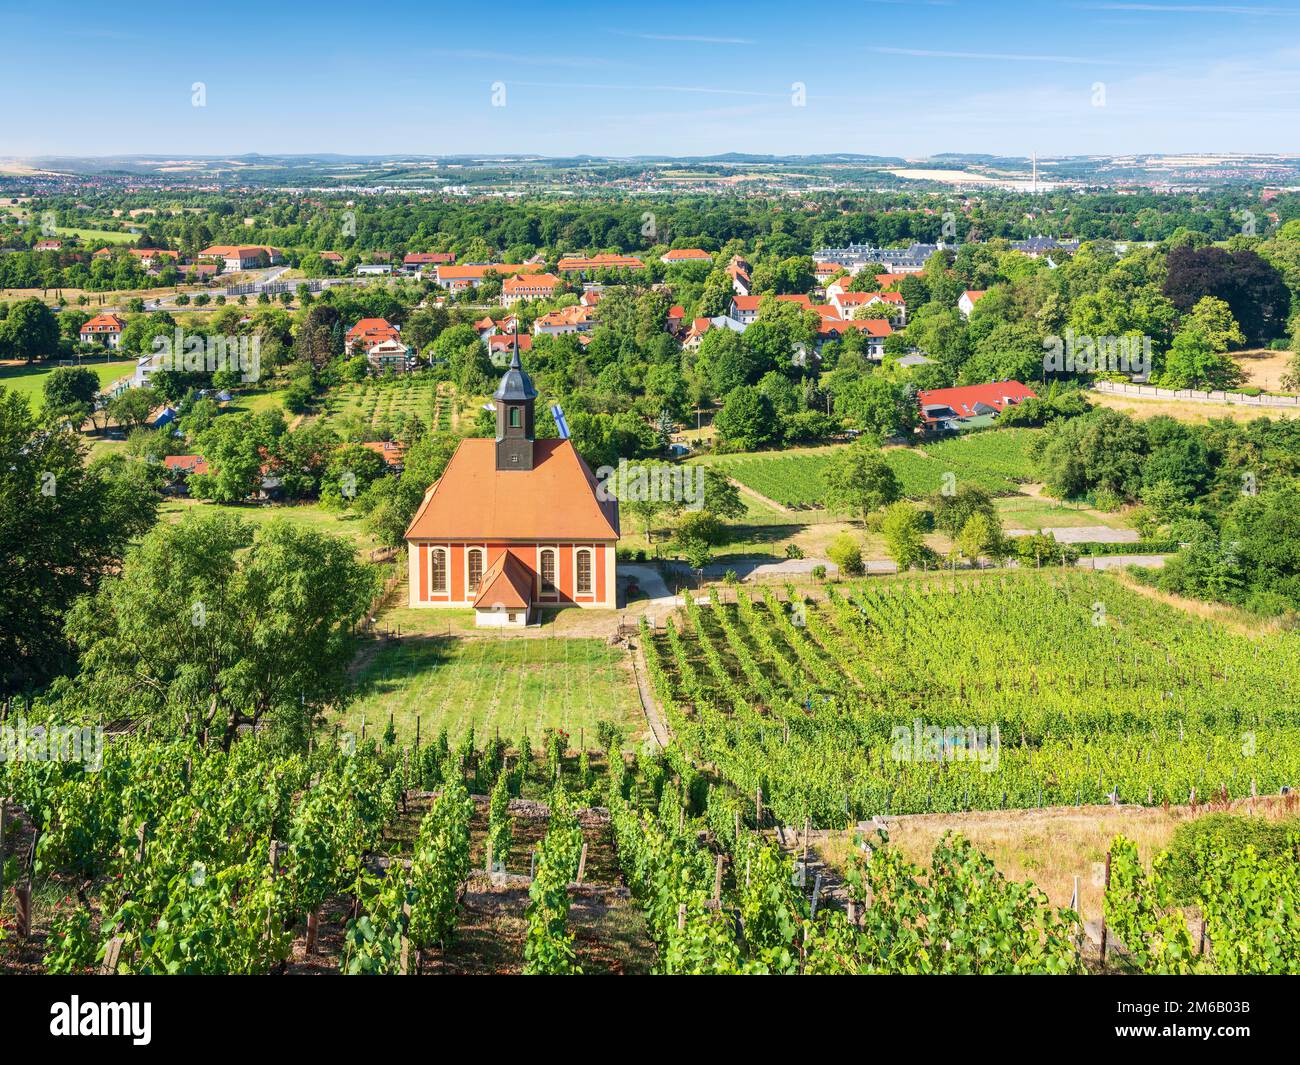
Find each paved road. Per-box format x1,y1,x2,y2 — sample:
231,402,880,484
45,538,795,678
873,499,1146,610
1076,554,1167,570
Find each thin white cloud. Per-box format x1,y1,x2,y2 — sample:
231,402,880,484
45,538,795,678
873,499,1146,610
871,46,1127,65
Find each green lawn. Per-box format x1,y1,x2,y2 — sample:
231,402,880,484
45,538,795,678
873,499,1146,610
225,383,290,415
159,497,383,553
695,429,1044,508
56,227,136,245
995,494,1129,530
345,635,646,747
0,359,135,411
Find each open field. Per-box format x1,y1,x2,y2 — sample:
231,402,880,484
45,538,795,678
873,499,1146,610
816,796,1299,924
225,382,290,415
996,492,1129,531
54,226,136,244
1232,348,1294,392
0,358,135,410
159,497,383,553
1092,390,1300,422
345,635,646,746
697,429,1042,508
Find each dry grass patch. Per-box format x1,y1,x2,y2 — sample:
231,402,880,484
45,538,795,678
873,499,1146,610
1092,391,1300,423
1233,348,1295,392
816,798,1297,922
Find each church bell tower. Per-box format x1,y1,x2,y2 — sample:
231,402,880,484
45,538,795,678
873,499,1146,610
494,343,536,471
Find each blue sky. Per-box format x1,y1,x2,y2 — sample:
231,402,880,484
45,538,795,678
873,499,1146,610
3,0,1300,158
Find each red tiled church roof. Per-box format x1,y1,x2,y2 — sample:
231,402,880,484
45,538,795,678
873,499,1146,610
473,551,534,610
405,438,619,541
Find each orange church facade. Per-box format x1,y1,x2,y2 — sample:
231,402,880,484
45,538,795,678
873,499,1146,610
403,352,619,625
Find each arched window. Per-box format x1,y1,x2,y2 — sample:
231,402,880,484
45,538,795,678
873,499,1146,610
430,548,447,594
468,548,484,592
509,405,521,428
540,549,556,593
576,549,593,595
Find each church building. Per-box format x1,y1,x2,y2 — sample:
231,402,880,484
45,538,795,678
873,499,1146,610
403,350,620,626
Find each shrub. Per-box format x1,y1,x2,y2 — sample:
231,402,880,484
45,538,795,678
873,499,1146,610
1162,813,1300,903
827,533,865,577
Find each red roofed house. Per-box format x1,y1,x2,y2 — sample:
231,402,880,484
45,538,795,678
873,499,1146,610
830,290,907,325
556,253,644,277
501,272,562,307
198,245,283,271
346,317,401,354
402,252,455,274
918,381,1037,432
35,239,62,252
129,248,179,271
816,317,892,358
434,263,541,293
79,313,126,348
360,440,407,470
162,454,209,494
661,248,712,265
729,294,762,325
404,352,619,626
320,251,344,264
488,333,533,357
533,304,595,336
683,317,713,350
958,290,987,318
726,256,752,296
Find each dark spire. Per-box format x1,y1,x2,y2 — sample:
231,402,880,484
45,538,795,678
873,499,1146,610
495,345,536,470
494,342,537,402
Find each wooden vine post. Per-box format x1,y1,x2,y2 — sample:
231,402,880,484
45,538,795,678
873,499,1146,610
1098,849,1112,964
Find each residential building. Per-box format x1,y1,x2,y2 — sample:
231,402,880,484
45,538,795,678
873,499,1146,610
816,317,892,359
501,272,562,307
812,242,951,274
346,317,401,354
555,253,644,277
532,304,596,336
729,294,762,325
402,252,455,274
79,313,125,348
366,338,416,375
831,290,907,325
917,381,1037,432
198,244,283,271
1009,236,1080,257
661,248,712,265
434,263,542,293
958,290,987,318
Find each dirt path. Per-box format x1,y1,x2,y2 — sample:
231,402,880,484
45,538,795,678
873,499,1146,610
629,643,671,748
729,476,791,515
